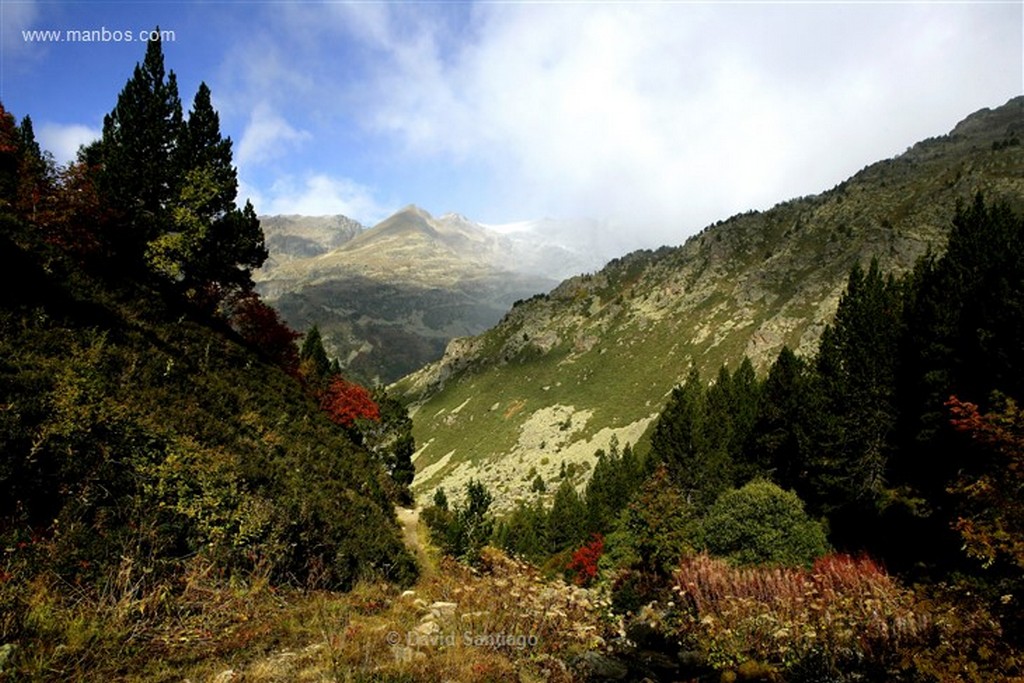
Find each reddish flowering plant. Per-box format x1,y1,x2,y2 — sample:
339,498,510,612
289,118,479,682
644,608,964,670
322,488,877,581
320,376,380,427
567,533,605,586
228,291,301,374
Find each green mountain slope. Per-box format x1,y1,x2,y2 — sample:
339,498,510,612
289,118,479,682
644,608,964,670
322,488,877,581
0,222,416,593
394,96,1024,510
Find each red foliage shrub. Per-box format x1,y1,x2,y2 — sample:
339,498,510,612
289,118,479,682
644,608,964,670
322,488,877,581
566,533,604,586
228,291,300,373
320,376,380,427
946,394,1024,568
672,553,932,671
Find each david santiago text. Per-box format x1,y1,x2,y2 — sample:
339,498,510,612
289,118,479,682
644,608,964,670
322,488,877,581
397,630,539,650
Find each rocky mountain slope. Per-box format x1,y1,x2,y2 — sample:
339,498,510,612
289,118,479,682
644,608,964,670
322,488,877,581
255,207,581,384
393,96,1024,511
259,214,365,266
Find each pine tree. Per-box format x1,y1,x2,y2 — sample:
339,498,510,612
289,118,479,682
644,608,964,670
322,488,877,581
728,357,762,471
0,105,19,209
432,479,493,563
812,259,903,512
99,31,184,255
584,446,617,533
201,198,267,292
650,367,731,508
300,325,332,383
359,388,416,499
889,196,1024,567
496,500,548,562
179,82,236,221
547,479,586,553
749,347,817,496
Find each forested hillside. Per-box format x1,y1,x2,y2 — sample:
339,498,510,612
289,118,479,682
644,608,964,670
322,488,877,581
396,96,1024,512
0,38,415,678
2,30,1023,683
416,195,1024,681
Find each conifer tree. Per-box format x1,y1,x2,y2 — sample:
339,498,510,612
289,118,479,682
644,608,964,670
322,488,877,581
14,116,55,222
704,365,735,464
890,196,1024,565
650,367,731,508
0,105,19,209
179,82,236,220
496,500,548,562
812,259,903,513
547,479,586,553
99,31,184,254
584,447,617,533
360,388,416,499
749,347,816,495
728,357,761,469
300,325,332,383
584,440,646,535
200,198,267,293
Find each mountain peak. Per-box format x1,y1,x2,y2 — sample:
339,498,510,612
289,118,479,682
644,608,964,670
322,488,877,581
396,204,433,221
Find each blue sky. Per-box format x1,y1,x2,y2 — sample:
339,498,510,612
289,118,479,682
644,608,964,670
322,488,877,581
2,1,1022,251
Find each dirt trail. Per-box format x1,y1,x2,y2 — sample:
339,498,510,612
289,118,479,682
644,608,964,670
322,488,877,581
395,506,433,576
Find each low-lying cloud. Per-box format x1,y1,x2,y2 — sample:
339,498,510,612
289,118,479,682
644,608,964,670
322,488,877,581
226,2,1022,249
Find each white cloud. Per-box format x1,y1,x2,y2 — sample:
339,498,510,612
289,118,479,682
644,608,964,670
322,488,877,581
236,103,311,167
243,173,392,225
1,0,41,60
345,3,1022,245
37,123,100,165
222,2,1023,250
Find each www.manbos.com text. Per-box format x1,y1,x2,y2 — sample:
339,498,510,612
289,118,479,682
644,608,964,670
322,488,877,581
22,27,176,44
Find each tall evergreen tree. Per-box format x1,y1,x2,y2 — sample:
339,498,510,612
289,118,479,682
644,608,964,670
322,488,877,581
749,347,817,496
495,500,548,563
547,479,586,553
728,357,761,464
179,82,236,220
300,325,332,382
14,116,55,221
147,80,265,302
360,388,416,500
812,259,903,513
650,367,731,508
889,196,1024,566
0,105,19,209
99,31,184,255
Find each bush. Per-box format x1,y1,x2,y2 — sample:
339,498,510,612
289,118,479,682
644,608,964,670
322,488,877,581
565,533,604,586
701,480,829,567
623,465,700,577
671,553,1018,680
423,479,494,564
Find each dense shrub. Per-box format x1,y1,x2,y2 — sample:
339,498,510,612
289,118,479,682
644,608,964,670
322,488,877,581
622,465,699,577
423,479,495,564
671,553,1017,680
0,244,417,599
565,533,604,586
700,479,829,567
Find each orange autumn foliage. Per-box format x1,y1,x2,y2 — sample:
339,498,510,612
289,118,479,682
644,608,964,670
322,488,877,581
320,376,380,427
947,395,1024,569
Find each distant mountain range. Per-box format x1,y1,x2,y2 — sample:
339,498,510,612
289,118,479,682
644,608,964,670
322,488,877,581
255,207,617,384
391,96,1024,511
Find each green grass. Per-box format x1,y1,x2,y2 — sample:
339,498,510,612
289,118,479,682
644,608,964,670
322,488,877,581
401,111,1024,509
